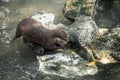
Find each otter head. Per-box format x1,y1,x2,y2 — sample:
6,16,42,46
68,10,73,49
44,28,68,50
53,29,68,49
53,29,68,42
44,37,67,50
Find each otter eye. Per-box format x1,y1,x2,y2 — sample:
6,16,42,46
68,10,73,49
55,42,60,47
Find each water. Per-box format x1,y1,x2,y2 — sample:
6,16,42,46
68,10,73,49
0,0,120,80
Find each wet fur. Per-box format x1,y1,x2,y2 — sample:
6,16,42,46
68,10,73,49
12,18,68,49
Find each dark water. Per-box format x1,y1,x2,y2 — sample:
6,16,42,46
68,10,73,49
0,0,120,80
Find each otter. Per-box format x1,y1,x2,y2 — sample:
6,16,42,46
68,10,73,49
12,18,68,50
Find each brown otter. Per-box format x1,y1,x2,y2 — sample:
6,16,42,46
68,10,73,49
12,18,68,50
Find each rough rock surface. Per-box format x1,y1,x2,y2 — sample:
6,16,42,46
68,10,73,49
91,26,120,63
64,0,120,27
37,52,98,78
93,0,120,27
63,0,120,63
67,15,98,46
63,0,96,21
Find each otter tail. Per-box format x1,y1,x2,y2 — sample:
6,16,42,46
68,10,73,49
11,27,22,43
11,34,21,43
11,37,16,43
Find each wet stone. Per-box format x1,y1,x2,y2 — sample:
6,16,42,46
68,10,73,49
37,52,98,78
93,0,120,28
68,16,99,46
88,26,120,63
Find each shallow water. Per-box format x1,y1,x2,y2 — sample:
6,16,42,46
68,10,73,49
0,0,120,80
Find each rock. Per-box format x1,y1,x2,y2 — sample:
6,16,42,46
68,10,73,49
63,0,99,61
90,27,120,63
63,0,120,27
31,12,66,30
31,12,55,29
63,0,96,22
93,0,120,27
63,0,120,64
37,51,98,78
63,0,79,22
68,16,98,46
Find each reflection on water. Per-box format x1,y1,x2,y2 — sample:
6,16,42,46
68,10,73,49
0,0,120,80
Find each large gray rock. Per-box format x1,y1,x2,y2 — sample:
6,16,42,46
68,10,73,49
68,16,98,46
63,0,120,27
37,52,98,78
93,0,120,28
91,27,120,62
